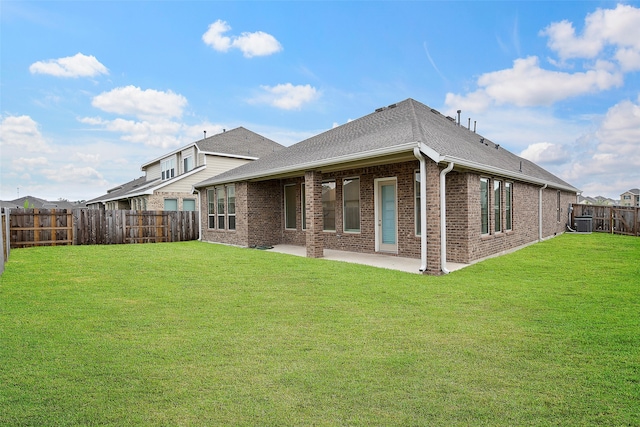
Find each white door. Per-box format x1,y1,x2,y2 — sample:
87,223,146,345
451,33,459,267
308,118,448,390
375,178,397,253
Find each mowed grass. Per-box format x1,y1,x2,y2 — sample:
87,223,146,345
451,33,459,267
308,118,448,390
0,233,638,426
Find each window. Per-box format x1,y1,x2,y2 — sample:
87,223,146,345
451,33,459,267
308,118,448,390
494,180,502,232
557,191,561,222
505,182,512,231
343,178,360,232
183,156,193,173
322,180,336,231
415,171,421,236
161,158,176,180
480,178,489,234
284,184,297,229
624,195,631,200
164,198,178,211
207,189,216,228
183,199,196,211
227,185,235,230
217,186,225,229
301,184,307,230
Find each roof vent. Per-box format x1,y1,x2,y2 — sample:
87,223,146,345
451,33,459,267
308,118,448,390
375,107,386,113
495,144,500,150
480,138,484,144
446,116,455,122
431,108,441,115
387,103,397,109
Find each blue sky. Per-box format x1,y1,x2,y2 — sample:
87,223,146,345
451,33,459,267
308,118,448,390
1,1,639,202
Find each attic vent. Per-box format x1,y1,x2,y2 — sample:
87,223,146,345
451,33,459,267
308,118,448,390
431,108,441,115
446,116,455,122
375,107,386,112
387,103,397,109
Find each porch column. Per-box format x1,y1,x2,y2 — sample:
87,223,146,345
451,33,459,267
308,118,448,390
305,170,324,258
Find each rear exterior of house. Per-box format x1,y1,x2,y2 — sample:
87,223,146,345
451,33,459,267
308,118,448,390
194,99,578,274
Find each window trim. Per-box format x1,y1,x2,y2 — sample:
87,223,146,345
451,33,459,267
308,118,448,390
494,180,502,233
284,184,297,230
183,155,193,174
207,189,216,229
342,177,361,233
480,177,490,235
227,185,236,231
322,180,336,232
505,182,513,231
161,157,176,181
216,186,225,229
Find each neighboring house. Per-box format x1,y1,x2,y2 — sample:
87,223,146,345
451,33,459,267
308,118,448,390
578,195,618,206
193,98,579,275
619,188,640,207
87,127,283,211
0,196,80,210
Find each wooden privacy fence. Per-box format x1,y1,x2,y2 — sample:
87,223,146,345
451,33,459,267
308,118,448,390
4,208,199,249
571,204,640,236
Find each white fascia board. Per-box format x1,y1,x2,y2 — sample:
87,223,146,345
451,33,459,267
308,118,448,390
443,155,579,193
200,151,259,161
197,142,421,187
417,142,444,163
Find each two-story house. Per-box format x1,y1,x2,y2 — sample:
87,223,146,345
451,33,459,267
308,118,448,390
620,188,640,207
87,127,283,211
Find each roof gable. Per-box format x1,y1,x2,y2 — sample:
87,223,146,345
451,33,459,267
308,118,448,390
196,126,284,158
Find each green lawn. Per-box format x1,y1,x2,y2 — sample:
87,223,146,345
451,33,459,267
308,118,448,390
1,233,638,426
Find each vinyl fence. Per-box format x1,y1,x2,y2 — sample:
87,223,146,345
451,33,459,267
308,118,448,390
3,208,199,249
571,204,640,236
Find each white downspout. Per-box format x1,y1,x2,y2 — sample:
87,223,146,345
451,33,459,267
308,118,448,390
193,188,202,241
440,162,454,274
539,184,547,242
413,148,428,272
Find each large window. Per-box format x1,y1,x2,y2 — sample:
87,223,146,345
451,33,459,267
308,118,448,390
481,178,489,235
216,186,225,229
343,178,360,232
161,158,176,180
164,198,178,211
494,180,502,232
285,184,297,229
557,191,561,222
505,182,512,231
415,171,421,236
322,180,336,231
207,189,216,228
183,199,196,211
227,185,235,230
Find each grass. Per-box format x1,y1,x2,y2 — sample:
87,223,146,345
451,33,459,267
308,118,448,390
0,233,638,426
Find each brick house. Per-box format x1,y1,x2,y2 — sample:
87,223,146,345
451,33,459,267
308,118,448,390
193,99,578,275
87,127,283,211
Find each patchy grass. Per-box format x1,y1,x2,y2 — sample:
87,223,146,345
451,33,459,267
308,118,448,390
1,233,638,426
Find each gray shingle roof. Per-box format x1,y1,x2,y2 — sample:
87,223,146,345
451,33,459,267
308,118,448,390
194,99,577,192
86,176,159,204
195,126,284,158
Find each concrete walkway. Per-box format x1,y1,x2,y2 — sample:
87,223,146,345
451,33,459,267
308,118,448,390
267,244,468,274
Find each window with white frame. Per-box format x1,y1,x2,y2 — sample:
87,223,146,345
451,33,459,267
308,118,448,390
494,180,502,232
505,182,513,231
208,189,216,229
161,158,176,180
216,186,225,229
284,184,297,229
227,185,235,230
557,191,561,222
322,180,336,231
480,178,489,235
183,155,194,174
415,171,421,236
343,178,360,232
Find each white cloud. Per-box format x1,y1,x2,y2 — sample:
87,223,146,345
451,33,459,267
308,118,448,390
541,4,640,70
520,142,570,165
445,56,623,111
74,153,101,163
91,86,187,120
252,83,319,110
29,53,108,78
0,115,54,153
41,164,107,185
202,19,282,58
12,156,49,172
